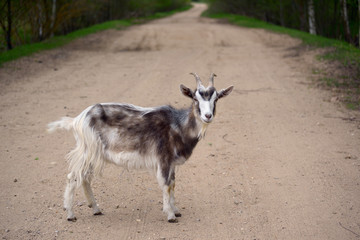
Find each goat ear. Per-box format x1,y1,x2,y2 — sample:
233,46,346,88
180,84,194,98
217,86,234,99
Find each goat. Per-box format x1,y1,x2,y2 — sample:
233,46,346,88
47,73,233,223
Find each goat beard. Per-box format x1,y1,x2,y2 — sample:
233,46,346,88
198,123,209,139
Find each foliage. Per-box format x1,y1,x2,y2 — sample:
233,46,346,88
207,0,359,46
0,0,191,52
0,4,191,65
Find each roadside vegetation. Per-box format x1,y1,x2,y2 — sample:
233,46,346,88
0,0,191,65
204,0,360,110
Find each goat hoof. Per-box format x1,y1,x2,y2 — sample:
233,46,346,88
67,217,77,222
175,213,182,217
168,218,178,223
94,211,103,216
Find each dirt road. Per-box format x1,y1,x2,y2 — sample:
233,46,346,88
1,3,360,239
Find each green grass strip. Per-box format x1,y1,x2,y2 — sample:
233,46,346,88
0,5,192,66
0,20,132,65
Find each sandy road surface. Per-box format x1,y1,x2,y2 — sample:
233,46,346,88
1,3,360,239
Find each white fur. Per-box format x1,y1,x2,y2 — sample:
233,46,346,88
195,90,217,123
105,149,158,173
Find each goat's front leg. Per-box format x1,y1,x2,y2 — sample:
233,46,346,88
64,172,77,221
157,166,177,223
169,172,181,217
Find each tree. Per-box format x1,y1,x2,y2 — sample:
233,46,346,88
308,0,316,34
0,0,13,50
50,0,56,38
6,0,12,49
358,0,360,48
279,0,285,26
37,1,43,41
341,0,352,42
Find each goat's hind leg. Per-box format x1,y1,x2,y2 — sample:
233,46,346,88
82,176,102,216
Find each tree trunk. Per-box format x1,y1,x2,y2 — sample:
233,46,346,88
37,2,43,40
50,0,56,37
6,0,12,50
333,0,340,40
308,0,316,35
341,0,351,42
279,0,285,27
358,0,360,47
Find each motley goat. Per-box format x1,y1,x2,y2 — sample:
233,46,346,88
47,73,233,222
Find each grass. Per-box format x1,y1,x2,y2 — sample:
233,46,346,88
144,4,192,20
204,11,360,110
0,5,192,66
319,77,341,88
0,20,132,65
346,103,357,110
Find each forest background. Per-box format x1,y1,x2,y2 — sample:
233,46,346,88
0,0,191,52
207,0,360,47
1,0,359,52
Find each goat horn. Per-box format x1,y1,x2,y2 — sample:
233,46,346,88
209,73,217,87
190,73,202,88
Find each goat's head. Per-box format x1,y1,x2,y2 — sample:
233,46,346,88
180,73,233,124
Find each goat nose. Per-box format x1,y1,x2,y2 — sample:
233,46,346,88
205,113,212,119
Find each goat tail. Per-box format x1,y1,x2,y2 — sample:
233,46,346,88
66,119,106,187
47,117,74,133
49,107,106,187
